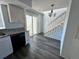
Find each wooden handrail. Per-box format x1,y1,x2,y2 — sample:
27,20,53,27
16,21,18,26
48,11,66,25
45,21,64,34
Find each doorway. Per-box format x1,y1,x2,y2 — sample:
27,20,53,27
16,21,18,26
26,15,38,36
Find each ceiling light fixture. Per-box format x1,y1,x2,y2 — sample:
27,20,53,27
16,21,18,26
49,4,55,17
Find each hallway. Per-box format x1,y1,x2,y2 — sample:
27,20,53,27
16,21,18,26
5,34,64,59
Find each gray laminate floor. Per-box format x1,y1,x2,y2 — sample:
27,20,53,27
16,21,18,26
5,34,64,59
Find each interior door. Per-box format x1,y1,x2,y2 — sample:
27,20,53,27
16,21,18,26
26,15,38,36
33,16,38,35
26,15,33,36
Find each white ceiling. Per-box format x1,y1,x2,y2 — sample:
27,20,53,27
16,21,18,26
32,0,69,11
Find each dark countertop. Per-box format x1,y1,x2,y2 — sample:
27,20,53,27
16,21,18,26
0,31,29,38
0,35,10,38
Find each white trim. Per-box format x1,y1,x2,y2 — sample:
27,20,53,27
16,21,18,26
7,4,12,23
0,5,5,29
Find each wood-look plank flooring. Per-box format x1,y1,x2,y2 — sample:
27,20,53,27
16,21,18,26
5,34,64,59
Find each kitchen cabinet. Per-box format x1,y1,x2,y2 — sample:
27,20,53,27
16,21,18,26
7,4,25,24
0,5,5,29
0,36,13,59
0,4,25,29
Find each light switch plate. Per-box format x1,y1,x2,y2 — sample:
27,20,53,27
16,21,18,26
75,25,79,40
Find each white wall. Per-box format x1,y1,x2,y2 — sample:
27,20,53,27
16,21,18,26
60,0,71,55
37,14,43,33
18,0,32,7
43,8,67,40
61,0,79,59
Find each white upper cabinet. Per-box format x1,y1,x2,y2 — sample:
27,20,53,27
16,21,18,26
8,4,25,24
0,4,25,29
0,5,5,29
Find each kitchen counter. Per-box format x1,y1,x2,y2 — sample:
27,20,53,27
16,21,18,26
0,35,10,38
0,31,28,38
